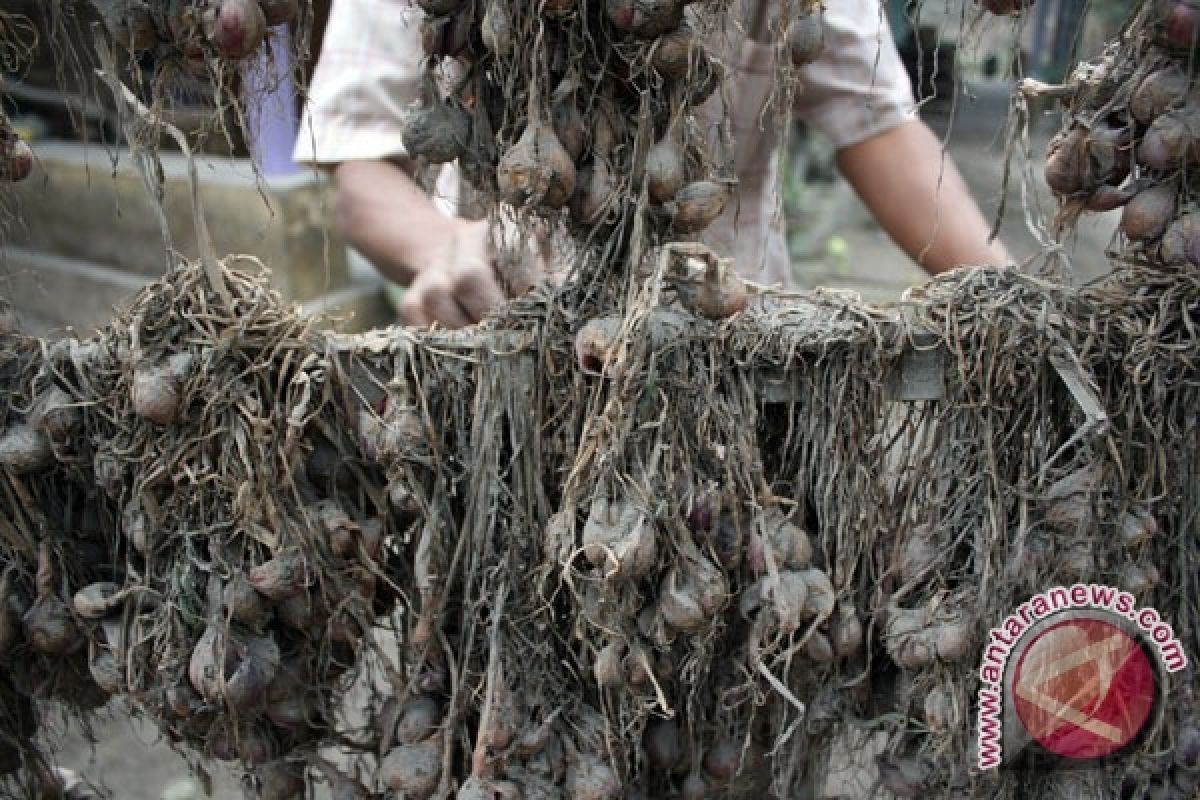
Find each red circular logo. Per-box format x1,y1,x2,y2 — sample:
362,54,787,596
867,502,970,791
1012,617,1157,761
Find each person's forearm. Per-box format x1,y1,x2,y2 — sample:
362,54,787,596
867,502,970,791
835,119,1011,275
333,159,458,286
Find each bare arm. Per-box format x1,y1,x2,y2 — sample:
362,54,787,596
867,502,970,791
835,118,1011,275
334,159,505,328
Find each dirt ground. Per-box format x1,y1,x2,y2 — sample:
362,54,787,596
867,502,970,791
40,80,1123,800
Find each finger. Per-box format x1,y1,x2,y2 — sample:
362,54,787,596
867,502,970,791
453,265,507,322
422,289,473,330
398,294,431,328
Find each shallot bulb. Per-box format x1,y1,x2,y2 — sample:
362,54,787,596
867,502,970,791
24,545,81,655
403,75,471,165
674,255,747,319
652,25,698,80
665,180,731,234
0,424,53,474
95,0,159,53
643,718,684,772
395,694,441,744
582,494,657,578
1044,126,1089,196
380,735,443,799
131,353,193,425
201,0,268,59
1120,182,1178,242
481,0,513,55
497,85,577,209
606,0,687,39
1159,213,1200,266
1157,0,1200,54
565,752,620,800
646,112,686,203
552,74,588,163
1138,108,1200,171
790,14,824,66
32,386,81,440
252,761,307,800
1130,65,1192,125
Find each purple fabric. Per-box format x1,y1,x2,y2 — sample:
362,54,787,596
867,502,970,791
245,25,301,178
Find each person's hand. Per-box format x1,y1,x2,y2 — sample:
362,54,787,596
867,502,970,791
397,218,508,329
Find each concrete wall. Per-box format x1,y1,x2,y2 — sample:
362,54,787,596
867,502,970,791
0,142,391,334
